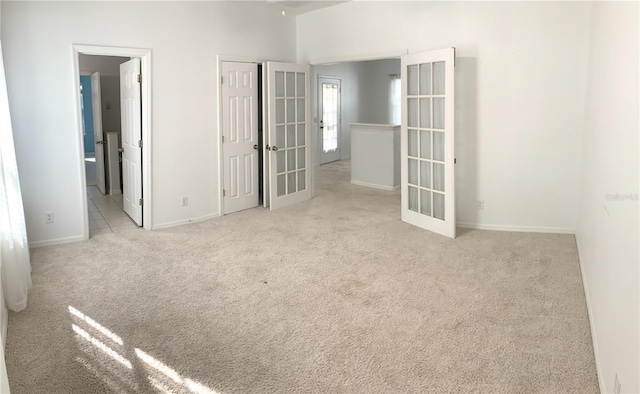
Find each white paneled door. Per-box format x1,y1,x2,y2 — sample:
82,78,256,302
222,61,259,214
401,48,456,238
90,72,106,195
266,62,311,210
318,76,341,164
120,58,143,226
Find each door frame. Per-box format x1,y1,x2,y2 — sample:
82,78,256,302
317,75,342,164
72,44,153,239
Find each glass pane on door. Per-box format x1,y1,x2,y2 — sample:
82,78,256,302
405,59,447,222
268,62,312,210
401,48,454,237
321,83,339,153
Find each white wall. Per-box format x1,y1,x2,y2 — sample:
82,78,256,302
576,2,639,393
1,1,296,245
298,1,592,232
358,59,400,125
99,76,122,134
79,54,129,77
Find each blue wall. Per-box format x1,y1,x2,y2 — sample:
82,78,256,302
79,76,94,153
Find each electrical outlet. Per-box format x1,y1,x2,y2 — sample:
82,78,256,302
614,373,621,394
476,200,484,210
181,196,188,207
45,211,54,224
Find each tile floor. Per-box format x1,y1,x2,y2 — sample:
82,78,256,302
87,185,140,237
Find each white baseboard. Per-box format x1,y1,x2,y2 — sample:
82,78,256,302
456,222,575,234
29,235,85,248
152,213,220,230
575,233,605,393
350,180,400,191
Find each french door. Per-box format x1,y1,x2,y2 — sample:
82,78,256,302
318,76,341,164
401,48,456,238
265,62,312,210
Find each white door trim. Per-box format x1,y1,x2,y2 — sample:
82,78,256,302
72,44,153,239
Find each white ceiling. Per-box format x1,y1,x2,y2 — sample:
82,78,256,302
266,0,349,15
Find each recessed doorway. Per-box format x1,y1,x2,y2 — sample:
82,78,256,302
72,45,153,239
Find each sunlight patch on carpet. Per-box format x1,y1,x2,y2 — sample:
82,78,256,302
72,324,132,369
69,305,124,346
69,305,219,393
136,348,220,394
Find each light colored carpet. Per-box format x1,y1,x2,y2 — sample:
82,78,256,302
6,160,598,393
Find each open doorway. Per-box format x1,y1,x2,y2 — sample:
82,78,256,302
79,55,133,235
312,58,402,167
73,45,153,239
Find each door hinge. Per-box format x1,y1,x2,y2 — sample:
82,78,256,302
222,135,225,143
223,189,226,197
454,158,457,164
137,74,142,83
139,198,144,206
138,140,143,148
220,76,223,84
453,47,456,67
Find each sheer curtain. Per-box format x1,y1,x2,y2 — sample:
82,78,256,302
0,41,32,312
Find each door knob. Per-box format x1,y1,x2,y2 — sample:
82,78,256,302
271,146,279,152
253,144,259,150
96,140,106,145
118,148,124,153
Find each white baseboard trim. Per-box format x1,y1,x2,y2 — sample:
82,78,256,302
350,181,400,191
152,213,220,230
456,222,575,234
575,233,604,393
29,235,85,248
